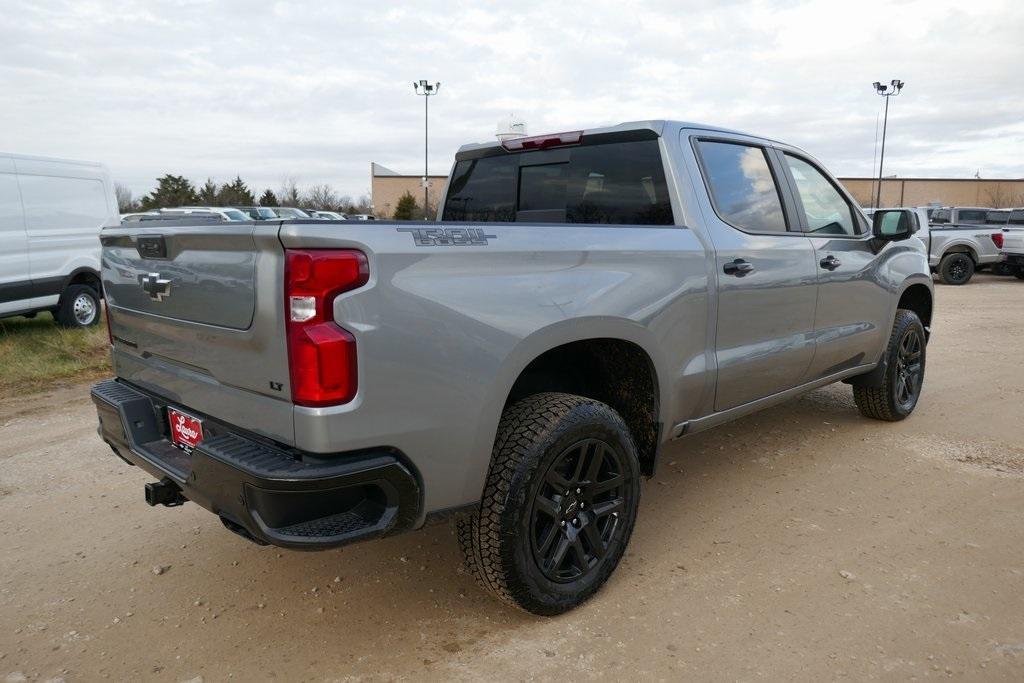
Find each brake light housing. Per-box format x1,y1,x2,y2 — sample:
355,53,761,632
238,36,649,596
991,232,1004,249
284,249,369,407
501,130,583,152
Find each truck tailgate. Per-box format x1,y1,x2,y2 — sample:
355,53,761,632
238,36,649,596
101,222,295,445
1004,228,1024,253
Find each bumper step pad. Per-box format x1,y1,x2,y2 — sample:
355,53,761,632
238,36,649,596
91,379,420,549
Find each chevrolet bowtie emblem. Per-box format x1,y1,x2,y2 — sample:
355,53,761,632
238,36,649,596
140,272,172,302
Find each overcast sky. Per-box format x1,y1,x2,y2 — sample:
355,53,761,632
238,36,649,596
2,0,1022,201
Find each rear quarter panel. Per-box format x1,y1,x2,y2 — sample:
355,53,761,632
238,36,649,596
278,221,709,517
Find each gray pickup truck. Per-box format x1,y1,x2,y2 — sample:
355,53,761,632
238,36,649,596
91,121,933,614
925,206,1004,283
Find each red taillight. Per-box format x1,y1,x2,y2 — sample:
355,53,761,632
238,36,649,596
992,232,1004,249
284,249,369,407
501,130,583,152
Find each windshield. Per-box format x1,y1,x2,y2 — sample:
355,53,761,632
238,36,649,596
223,209,248,221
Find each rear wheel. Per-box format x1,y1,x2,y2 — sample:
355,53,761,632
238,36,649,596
853,309,926,421
938,252,974,285
458,392,641,615
1014,267,1024,281
55,285,100,328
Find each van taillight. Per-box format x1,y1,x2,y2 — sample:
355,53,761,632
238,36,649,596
284,249,369,407
992,232,1004,249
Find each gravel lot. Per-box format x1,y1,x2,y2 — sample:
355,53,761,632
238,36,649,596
2,273,1022,681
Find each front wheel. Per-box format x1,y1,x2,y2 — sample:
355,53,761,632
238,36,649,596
853,309,926,421
1014,267,1024,281
458,392,641,615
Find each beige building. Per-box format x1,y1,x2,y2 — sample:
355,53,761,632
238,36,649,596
840,177,1024,209
370,163,448,218
371,162,1024,218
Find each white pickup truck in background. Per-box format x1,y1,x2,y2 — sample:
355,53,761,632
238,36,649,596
869,207,1004,285
999,209,1024,279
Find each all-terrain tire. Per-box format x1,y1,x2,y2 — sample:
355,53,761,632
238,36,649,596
457,392,641,615
938,252,974,285
55,285,101,328
853,309,926,421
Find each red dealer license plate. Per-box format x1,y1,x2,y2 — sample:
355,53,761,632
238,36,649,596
168,408,204,453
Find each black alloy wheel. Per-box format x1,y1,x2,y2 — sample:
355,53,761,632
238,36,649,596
530,438,628,583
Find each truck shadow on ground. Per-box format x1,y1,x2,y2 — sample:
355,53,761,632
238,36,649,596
115,383,877,669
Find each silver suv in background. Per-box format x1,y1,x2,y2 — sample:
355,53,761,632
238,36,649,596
91,120,932,614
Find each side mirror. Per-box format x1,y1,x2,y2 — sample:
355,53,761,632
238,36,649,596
872,209,918,242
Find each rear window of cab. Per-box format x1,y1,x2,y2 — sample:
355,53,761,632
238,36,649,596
442,139,673,225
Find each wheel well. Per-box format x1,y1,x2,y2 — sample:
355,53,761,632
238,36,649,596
505,338,660,475
65,270,102,299
942,246,977,263
898,284,932,339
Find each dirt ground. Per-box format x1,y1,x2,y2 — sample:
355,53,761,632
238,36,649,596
1,273,1022,682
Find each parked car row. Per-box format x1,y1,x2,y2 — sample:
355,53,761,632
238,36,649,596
866,205,1024,284
121,206,378,222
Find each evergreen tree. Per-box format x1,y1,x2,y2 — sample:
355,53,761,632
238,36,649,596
259,189,278,207
393,191,419,220
216,175,255,206
198,178,219,204
140,174,199,210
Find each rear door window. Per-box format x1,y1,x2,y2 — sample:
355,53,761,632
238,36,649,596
696,141,788,233
442,139,672,225
958,209,987,224
931,209,950,224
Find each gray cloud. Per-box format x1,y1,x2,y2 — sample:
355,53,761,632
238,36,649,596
0,0,1021,200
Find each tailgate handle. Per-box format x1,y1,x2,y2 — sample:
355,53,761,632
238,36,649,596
137,235,168,259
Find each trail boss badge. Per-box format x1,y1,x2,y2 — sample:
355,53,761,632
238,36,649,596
396,227,496,246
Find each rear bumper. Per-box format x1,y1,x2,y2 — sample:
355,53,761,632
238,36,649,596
91,379,420,550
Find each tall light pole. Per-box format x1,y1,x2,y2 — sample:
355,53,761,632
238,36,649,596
873,79,904,208
413,80,440,220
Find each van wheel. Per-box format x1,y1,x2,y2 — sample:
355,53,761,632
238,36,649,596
853,309,926,421
55,285,100,328
457,392,641,615
938,253,974,285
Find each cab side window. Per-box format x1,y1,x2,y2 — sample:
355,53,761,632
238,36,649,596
784,155,860,236
697,140,788,233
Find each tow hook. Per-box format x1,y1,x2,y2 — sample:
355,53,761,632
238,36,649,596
145,477,187,507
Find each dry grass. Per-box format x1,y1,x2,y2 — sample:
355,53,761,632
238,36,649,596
0,311,110,394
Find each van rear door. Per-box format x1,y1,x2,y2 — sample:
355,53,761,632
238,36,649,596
0,158,31,316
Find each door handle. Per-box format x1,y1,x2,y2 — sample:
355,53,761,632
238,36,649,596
819,255,841,270
723,258,754,277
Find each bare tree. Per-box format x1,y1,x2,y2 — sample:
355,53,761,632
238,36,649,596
114,183,139,213
304,184,339,211
278,177,301,206
349,194,374,215
984,184,1022,209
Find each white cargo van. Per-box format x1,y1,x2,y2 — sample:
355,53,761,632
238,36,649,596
0,153,118,327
